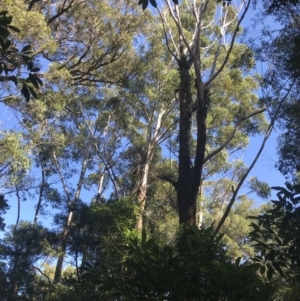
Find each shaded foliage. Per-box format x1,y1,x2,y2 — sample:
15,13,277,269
0,10,42,101
249,184,300,283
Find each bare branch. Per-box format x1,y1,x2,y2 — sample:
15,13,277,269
32,265,52,299
205,0,251,87
157,9,180,61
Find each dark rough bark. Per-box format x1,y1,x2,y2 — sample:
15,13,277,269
176,56,194,226
176,56,208,227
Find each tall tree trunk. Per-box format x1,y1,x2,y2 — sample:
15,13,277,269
176,56,195,226
176,56,208,227
33,159,46,226
135,105,166,231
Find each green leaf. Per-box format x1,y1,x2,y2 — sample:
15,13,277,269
7,25,20,33
294,37,300,49
21,45,31,53
4,39,10,50
260,265,266,274
269,249,275,262
267,268,273,280
273,262,284,278
215,233,224,244
235,257,241,266
21,84,30,102
149,0,157,7
31,67,40,72
28,85,38,99
3,63,8,75
27,61,34,70
28,74,39,89
0,25,9,38
35,75,43,86
144,238,156,251
250,222,260,232
141,0,148,10
141,228,147,247
11,76,17,86
0,36,5,49
286,182,293,191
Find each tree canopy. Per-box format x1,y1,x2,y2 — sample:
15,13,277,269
0,0,299,300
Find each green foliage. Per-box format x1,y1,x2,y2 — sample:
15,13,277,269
0,131,31,185
138,0,178,10
0,194,9,231
0,0,294,300
0,222,57,300
249,185,300,283
97,226,272,300
204,196,262,260
68,198,139,254
0,10,43,102
277,99,300,181
287,37,300,77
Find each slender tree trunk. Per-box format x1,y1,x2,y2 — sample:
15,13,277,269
95,172,104,203
33,160,46,226
54,210,73,282
15,185,21,227
53,152,89,283
135,105,166,231
135,160,151,231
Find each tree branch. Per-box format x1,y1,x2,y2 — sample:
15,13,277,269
205,0,251,87
157,174,178,189
214,79,296,236
204,108,266,164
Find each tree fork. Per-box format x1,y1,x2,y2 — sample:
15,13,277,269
176,55,209,227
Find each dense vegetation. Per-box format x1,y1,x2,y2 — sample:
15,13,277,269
0,0,299,300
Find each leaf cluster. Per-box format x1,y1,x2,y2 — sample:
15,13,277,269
138,0,178,10
0,10,42,102
99,227,271,300
249,184,300,281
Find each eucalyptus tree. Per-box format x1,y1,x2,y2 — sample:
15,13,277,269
107,24,180,231
1,0,154,283
254,0,300,183
134,0,274,231
245,0,300,183
25,0,151,87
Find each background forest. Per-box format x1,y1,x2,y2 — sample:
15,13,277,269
0,0,299,300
